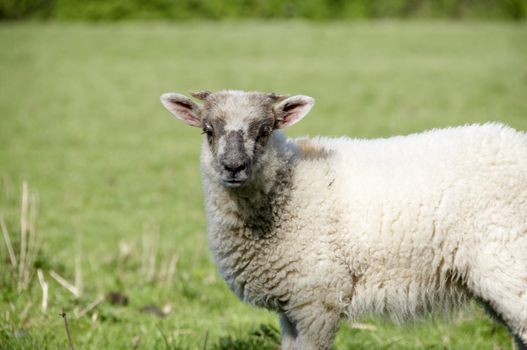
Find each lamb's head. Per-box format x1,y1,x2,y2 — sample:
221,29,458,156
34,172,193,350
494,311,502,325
160,90,314,188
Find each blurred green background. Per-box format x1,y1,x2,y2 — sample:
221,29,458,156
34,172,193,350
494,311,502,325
1,0,527,20
1,1,527,349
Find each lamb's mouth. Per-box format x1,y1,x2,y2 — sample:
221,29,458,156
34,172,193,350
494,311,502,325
222,177,248,188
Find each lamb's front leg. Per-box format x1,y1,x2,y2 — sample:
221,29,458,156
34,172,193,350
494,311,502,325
280,314,298,349
280,309,340,350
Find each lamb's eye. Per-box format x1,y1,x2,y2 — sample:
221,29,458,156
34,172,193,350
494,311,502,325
202,125,213,137
255,125,273,145
260,125,273,137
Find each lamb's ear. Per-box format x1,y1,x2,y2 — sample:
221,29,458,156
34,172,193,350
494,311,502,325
160,92,202,127
273,95,314,129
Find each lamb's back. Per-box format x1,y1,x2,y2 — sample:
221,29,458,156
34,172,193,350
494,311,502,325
289,123,527,272
301,123,527,204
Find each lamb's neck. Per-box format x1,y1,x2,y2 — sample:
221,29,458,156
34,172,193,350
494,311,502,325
205,132,295,237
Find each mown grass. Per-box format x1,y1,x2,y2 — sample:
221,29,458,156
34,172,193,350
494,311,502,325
0,21,526,349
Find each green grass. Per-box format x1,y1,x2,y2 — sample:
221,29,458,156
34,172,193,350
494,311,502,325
0,20,526,349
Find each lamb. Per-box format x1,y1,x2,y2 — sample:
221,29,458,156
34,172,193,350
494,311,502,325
160,89,527,350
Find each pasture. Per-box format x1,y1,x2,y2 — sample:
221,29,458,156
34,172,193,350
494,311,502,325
1,21,526,349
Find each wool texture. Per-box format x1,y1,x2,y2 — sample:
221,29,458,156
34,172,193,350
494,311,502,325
202,123,527,349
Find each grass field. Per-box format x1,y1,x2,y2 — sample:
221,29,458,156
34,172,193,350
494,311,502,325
1,21,527,349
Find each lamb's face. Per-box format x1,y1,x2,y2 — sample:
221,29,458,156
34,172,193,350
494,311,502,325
198,92,277,187
161,90,314,188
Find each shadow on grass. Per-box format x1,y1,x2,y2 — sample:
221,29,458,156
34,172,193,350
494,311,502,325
211,324,280,350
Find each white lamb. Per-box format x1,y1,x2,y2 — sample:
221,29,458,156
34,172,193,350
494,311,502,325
160,90,527,350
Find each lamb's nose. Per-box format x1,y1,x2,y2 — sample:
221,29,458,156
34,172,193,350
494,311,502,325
222,160,247,173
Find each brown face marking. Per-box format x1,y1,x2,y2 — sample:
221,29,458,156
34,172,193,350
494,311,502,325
248,118,274,151
266,92,288,102
221,130,250,172
244,97,276,155
202,117,225,155
191,90,212,100
296,139,330,160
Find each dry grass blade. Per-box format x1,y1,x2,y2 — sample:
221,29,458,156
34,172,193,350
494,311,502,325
20,300,33,321
162,254,178,287
75,295,104,319
350,323,378,331
118,240,133,260
50,270,80,298
37,269,48,315
91,312,98,327
0,214,17,268
25,193,39,285
75,256,83,296
14,184,41,291
141,223,160,283
18,181,29,290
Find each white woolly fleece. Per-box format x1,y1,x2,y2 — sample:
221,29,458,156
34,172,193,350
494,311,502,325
201,123,527,350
